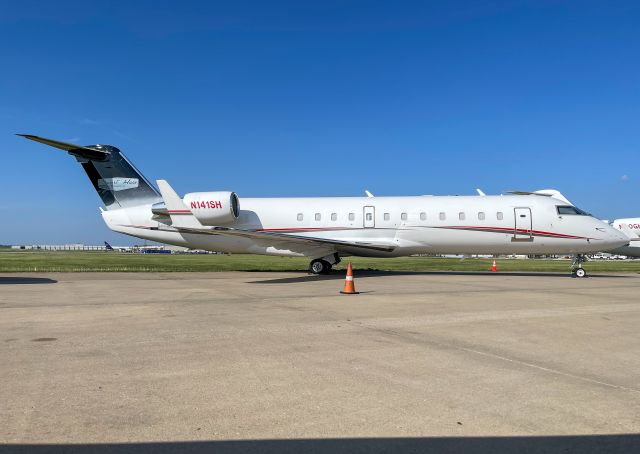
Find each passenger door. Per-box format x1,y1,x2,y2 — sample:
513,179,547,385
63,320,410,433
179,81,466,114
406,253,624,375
363,206,375,228
513,207,533,241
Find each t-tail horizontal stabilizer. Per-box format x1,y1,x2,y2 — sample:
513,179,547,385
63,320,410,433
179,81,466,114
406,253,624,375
156,180,203,228
19,134,162,210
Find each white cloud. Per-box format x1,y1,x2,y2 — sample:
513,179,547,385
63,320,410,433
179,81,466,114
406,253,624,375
621,174,629,181
80,118,102,125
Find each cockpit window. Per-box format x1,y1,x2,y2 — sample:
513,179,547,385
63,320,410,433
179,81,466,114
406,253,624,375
557,205,589,216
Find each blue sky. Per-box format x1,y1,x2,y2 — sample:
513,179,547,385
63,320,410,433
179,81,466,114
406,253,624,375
1,0,639,245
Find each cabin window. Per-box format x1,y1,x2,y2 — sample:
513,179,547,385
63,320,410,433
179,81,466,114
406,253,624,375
348,212,355,221
420,212,426,221
478,212,485,220
497,211,503,220
459,212,465,221
297,213,303,221
315,213,321,221
366,213,373,221
331,213,337,221
401,213,408,221
384,213,390,221
439,212,446,221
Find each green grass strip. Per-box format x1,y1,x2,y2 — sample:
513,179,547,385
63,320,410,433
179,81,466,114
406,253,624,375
2,251,640,273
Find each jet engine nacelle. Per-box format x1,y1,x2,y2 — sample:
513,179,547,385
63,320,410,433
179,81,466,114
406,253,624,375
183,191,240,225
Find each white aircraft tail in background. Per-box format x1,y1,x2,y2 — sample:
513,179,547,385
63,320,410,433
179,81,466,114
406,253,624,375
608,217,640,257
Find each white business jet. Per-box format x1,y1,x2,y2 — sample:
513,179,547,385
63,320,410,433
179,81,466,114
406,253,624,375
20,135,628,277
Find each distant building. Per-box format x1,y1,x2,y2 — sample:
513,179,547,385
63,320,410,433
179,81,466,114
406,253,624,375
12,244,107,251
9,244,202,253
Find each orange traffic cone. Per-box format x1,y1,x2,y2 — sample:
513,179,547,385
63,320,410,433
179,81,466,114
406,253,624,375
491,259,497,272
340,261,359,294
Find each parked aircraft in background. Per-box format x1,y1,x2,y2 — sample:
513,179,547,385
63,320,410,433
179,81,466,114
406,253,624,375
608,217,640,257
21,134,629,277
104,241,132,252
613,218,640,238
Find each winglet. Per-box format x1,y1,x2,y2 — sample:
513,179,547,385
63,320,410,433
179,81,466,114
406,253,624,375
156,180,203,228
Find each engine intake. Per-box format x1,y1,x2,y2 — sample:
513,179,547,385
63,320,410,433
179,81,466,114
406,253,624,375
183,191,240,225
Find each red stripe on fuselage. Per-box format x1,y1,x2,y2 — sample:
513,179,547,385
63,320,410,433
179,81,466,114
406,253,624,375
436,225,591,240
256,227,352,232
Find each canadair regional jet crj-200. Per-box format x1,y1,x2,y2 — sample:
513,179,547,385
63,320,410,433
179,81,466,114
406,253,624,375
20,134,629,278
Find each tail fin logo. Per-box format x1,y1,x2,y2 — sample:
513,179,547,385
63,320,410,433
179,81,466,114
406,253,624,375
98,177,139,192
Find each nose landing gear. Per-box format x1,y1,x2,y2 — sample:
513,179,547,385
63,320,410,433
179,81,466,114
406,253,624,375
571,254,588,278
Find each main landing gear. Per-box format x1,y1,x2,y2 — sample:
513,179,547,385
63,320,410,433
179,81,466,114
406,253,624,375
309,254,341,275
571,254,588,278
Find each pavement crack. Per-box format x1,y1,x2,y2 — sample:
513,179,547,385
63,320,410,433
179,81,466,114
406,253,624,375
454,345,640,395
354,324,640,395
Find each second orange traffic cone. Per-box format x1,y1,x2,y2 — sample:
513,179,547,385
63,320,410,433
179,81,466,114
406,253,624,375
340,261,359,294
491,259,497,272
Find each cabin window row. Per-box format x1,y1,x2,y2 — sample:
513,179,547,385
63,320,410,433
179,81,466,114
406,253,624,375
298,213,355,221
296,211,505,221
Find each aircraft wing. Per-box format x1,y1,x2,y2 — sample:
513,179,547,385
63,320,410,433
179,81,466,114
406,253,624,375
169,225,397,254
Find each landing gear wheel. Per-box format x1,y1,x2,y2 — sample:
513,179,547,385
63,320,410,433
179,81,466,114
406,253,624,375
573,268,587,278
309,259,332,275
570,254,588,278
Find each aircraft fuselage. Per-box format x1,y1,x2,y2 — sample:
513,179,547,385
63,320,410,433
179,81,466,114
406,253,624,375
103,194,628,257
